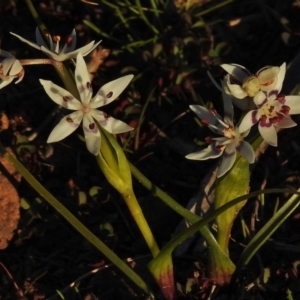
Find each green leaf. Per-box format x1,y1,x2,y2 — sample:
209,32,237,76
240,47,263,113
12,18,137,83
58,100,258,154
100,128,132,188
214,155,250,254
78,191,87,206
20,197,31,210
0,142,154,296
192,20,205,28
234,188,300,280
89,186,102,198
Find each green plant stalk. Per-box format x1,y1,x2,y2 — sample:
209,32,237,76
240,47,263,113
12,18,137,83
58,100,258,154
148,188,300,294
195,0,234,17
24,1,155,292
25,0,48,37
53,63,80,100
129,162,236,285
96,128,160,257
213,134,263,255
101,0,130,29
214,156,250,255
0,144,154,297
134,0,159,34
82,20,120,43
122,188,160,256
233,188,300,281
134,87,156,150
129,162,220,242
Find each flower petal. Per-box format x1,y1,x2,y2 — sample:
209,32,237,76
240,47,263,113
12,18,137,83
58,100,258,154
47,111,83,143
221,81,234,124
84,133,101,155
10,32,41,51
237,141,255,163
75,40,102,57
0,49,14,58
39,79,81,110
226,81,248,99
35,45,60,60
74,53,93,104
60,29,77,53
221,64,251,82
90,110,134,134
9,59,23,76
102,117,134,134
186,144,223,160
271,62,286,94
82,114,101,155
238,110,257,133
258,123,277,146
35,27,48,48
2,58,16,75
61,40,102,61
82,114,100,136
285,96,300,114
15,70,25,84
0,78,14,89
276,116,297,128
253,91,267,107
189,105,221,132
218,149,236,177
91,75,134,107
257,66,280,91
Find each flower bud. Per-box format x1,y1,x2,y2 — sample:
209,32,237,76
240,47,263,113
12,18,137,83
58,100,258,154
0,50,24,89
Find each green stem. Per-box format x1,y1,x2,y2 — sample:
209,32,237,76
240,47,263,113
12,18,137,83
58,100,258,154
0,144,154,297
121,188,160,257
96,129,160,258
129,163,235,272
25,0,48,35
20,58,78,99
134,0,159,34
195,0,234,17
53,63,80,99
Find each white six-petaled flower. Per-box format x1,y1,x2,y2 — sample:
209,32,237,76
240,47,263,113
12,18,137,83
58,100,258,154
186,88,255,177
39,53,134,155
11,27,101,62
221,63,286,111
0,49,24,89
221,62,286,98
239,89,300,147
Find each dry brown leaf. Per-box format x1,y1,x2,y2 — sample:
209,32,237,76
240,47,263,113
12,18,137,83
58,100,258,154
86,47,111,81
0,112,9,130
0,149,21,249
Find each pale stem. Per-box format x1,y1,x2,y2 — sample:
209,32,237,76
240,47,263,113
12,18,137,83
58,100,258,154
121,189,160,257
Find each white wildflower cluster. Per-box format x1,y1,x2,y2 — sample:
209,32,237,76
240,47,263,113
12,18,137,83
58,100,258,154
186,63,300,177
1,28,133,155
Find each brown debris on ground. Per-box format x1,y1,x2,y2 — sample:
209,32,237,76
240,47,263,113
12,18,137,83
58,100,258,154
0,149,21,249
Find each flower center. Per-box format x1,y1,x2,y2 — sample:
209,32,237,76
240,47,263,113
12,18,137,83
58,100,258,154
81,104,91,114
242,76,260,97
259,95,290,125
222,126,235,139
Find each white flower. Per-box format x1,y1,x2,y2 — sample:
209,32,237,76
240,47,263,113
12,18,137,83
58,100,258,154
10,27,101,62
239,90,300,147
221,63,286,110
39,53,134,155
186,87,255,178
0,49,24,89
